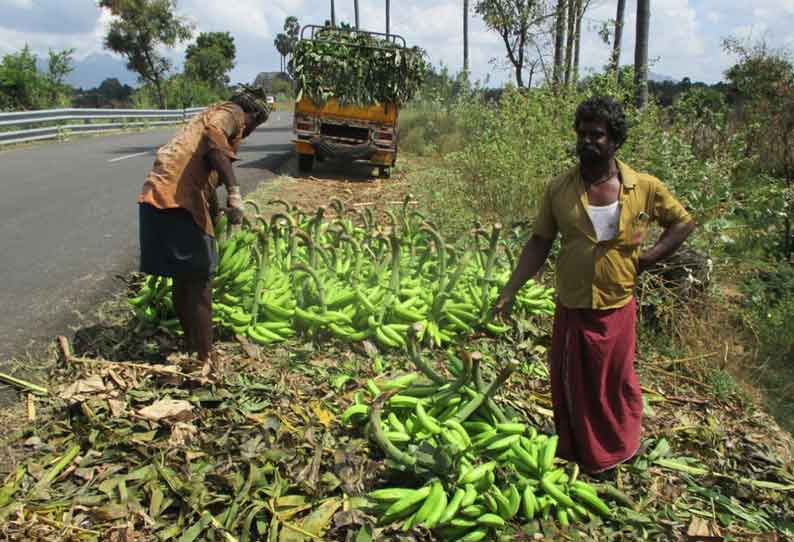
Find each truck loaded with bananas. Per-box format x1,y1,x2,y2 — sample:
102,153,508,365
128,196,556,348
342,333,630,538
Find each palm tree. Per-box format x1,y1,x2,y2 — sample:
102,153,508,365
634,0,650,108
274,33,289,72
463,0,469,75
610,0,626,81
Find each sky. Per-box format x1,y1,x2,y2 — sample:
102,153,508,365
0,0,792,89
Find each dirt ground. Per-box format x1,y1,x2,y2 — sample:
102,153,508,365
245,155,416,219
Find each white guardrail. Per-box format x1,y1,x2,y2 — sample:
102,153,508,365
0,107,205,147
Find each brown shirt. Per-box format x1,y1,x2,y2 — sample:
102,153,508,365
533,160,692,309
139,102,246,236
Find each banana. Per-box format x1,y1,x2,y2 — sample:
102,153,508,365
439,487,466,525
415,401,442,434
368,488,421,503
382,485,432,522
540,474,577,509
522,486,538,519
541,435,559,472
458,461,497,485
476,513,505,528
341,404,369,424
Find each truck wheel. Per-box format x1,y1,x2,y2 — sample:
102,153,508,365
298,154,314,173
378,166,391,179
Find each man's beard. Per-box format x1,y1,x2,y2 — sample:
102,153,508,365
577,146,605,167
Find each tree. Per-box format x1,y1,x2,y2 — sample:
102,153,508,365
724,38,794,258
0,46,46,110
572,0,583,84
609,0,626,81
46,48,75,106
283,16,301,76
274,33,290,73
185,32,236,90
634,0,650,108
563,0,575,86
475,0,547,88
552,0,566,88
98,0,193,109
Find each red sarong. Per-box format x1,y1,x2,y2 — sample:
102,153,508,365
550,297,643,473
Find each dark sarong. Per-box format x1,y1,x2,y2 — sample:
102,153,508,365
550,297,643,473
139,203,218,277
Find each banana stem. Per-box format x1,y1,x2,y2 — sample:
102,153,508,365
407,325,447,385
291,263,326,312
473,355,509,423
369,390,416,467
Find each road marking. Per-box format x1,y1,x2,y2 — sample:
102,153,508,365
108,151,151,163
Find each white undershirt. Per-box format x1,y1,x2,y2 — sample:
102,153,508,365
588,201,620,242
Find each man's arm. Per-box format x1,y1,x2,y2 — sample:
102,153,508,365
206,148,244,224
207,148,237,191
492,234,554,318
638,220,696,272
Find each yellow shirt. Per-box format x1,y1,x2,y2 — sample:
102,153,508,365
139,102,245,236
533,160,692,310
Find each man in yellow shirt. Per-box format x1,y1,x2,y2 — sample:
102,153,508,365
493,96,695,474
138,89,270,363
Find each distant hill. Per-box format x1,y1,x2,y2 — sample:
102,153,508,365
649,71,675,83
66,54,137,89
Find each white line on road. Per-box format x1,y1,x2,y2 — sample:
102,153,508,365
108,151,151,163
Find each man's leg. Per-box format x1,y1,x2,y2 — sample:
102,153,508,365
189,275,213,362
172,277,194,354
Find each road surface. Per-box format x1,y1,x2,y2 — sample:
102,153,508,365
0,112,294,381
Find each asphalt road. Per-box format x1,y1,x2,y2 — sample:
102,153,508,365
0,111,294,374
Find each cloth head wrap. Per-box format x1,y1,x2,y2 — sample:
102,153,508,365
230,85,271,125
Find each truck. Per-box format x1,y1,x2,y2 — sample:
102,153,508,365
292,25,426,178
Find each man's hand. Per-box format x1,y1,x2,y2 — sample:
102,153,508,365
226,187,244,225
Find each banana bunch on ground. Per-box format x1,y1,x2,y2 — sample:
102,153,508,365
129,197,556,349
341,332,621,537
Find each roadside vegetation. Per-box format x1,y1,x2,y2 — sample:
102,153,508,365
398,41,794,433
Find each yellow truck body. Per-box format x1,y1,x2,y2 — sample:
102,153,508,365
292,96,399,176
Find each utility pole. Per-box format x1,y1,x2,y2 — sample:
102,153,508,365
463,0,469,75
331,0,336,26
634,0,650,108
354,0,360,28
386,0,391,36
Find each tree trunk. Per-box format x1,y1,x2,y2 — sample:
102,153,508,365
354,0,359,29
331,0,336,26
386,0,390,35
634,0,650,108
573,0,582,86
564,0,576,87
611,0,626,82
552,0,566,89
463,0,469,75
154,76,166,109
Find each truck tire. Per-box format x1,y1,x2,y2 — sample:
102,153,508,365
298,153,314,173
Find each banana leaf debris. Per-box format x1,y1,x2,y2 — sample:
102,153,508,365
294,28,428,107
